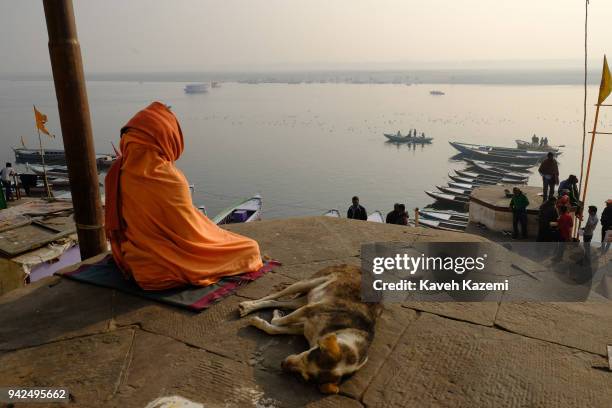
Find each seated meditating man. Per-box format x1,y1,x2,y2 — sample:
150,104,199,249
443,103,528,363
105,102,263,290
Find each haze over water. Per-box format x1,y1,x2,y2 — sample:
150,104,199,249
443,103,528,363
1,79,611,225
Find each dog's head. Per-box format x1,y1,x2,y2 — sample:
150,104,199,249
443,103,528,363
281,333,367,394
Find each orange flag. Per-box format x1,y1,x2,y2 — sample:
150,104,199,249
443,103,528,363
33,106,53,137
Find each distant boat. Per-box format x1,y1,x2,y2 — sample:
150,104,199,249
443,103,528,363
211,81,221,88
384,133,434,144
323,209,341,218
367,211,385,223
184,83,209,94
212,194,262,225
430,90,445,96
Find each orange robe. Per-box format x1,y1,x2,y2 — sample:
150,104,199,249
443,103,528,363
105,102,263,290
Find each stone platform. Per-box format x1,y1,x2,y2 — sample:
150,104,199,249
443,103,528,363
470,185,543,238
0,217,611,407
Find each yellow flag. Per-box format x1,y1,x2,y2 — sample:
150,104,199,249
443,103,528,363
598,55,611,105
33,106,53,137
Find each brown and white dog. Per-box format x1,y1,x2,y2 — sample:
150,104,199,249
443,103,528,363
238,264,381,394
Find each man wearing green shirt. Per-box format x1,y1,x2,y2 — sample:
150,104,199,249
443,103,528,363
510,187,529,239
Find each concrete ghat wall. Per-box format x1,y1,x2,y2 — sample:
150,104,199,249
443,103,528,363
470,201,538,238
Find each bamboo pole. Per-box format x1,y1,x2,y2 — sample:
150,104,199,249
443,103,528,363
43,0,106,259
575,103,600,238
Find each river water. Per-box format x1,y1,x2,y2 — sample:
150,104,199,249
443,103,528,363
1,80,610,223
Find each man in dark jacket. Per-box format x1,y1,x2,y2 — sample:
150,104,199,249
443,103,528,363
537,196,558,242
558,175,580,207
510,187,529,239
601,199,612,253
386,203,400,224
538,152,559,201
347,196,367,220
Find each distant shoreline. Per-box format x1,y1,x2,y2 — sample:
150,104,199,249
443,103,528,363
0,68,601,86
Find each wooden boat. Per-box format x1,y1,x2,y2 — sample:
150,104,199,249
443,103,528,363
425,190,469,205
437,185,471,197
417,218,466,232
27,164,69,178
515,139,559,152
14,147,116,167
367,211,384,223
459,148,543,165
46,177,71,187
455,169,527,184
466,162,529,180
384,133,433,144
95,155,117,168
449,141,555,157
464,158,532,173
419,209,469,223
448,173,495,186
13,147,66,164
212,194,262,225
323,209,341,218
448,181,476,190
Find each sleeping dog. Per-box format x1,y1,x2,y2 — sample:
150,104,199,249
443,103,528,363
238,264,381,394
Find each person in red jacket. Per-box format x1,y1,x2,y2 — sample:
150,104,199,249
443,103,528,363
557,205,574,242
554,205,573,260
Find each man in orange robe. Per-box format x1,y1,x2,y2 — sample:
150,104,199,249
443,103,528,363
105,102,263,290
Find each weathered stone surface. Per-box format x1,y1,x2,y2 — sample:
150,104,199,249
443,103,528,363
0,277,113,351
272,256,361,282
226,217,362,265
0,329,134,407
363,313,612,408
342,305,418,400
494,301,612,356
401,301,499,326
227,217,471,266
147,340,358,408
114,290,242,348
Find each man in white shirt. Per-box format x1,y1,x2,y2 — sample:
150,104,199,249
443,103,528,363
583,206,599,259
1,162,16,201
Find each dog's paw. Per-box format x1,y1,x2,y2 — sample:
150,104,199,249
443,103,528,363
248,315,268,330
319,383,340,394
238,301,254,317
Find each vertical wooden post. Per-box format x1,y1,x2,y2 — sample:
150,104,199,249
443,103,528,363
43,0,106,259
575,104,600,238
414,208,419,227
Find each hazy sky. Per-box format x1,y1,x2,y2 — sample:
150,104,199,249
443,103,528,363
2,0,612,73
